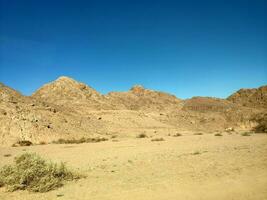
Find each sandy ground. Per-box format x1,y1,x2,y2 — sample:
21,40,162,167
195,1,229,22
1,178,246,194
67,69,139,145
0,133,267,200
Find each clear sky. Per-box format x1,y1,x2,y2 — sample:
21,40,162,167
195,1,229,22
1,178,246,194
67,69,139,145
0,0,266,99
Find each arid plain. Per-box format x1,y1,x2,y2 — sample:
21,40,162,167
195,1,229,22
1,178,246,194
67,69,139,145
0,77,266,199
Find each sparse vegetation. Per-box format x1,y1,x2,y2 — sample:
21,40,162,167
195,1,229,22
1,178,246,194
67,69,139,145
173,133,182,137
151,138,165,142
12,140,32,147
52,137,108,144
192,151,201,155
39,141,47,145
3,154,11,157
214,133,223,136
136,133,147,138
194,133,203,135
241,132,251,136
0,153,82,192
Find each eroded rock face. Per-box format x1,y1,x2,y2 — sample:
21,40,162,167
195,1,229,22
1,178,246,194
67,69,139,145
182,97,234,112
227,85,267,109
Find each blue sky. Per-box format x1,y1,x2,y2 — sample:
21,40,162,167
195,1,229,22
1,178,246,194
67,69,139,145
0,0,266,99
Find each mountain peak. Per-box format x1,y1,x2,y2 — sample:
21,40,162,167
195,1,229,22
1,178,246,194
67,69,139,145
32,76,102,102
55,76,76,82
130,85,146,94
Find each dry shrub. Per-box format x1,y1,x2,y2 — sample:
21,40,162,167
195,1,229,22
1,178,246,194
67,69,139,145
194,133,203,135
173,133,182,137
151,138,165,142
12,140,32,147
192,151,201,155
241,132,251,136
39,141,46,145
214,133,223,136
136,133,147,138
53,137,108,144
0,153,82,192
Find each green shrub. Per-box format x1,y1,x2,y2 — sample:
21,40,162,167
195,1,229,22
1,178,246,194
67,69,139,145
0,153,82,192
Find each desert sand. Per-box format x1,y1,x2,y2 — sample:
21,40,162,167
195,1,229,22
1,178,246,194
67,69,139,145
1,132,267,200
0,77,267,199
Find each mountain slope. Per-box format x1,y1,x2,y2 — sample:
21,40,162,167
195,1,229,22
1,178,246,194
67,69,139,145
32,76,103,102
107,85,183,111
227,85,267,109
0,76,266,146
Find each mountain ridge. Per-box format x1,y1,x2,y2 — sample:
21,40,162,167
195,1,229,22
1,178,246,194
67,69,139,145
0,76,266,146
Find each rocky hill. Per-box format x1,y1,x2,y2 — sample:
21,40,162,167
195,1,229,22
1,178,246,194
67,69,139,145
0,76,266,146
107,85,183,111
227,85,267,109
0,82,23,102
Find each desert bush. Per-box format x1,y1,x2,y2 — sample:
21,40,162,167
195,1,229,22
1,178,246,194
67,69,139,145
192,151,201,155
151,138,165,142
136,133,147,138
39,141,46,145
241,132,251,136
214,133,223,136
173,133,182,137
0,153,81,192
194,133,203,135
12,140,32,147
53,137,108,144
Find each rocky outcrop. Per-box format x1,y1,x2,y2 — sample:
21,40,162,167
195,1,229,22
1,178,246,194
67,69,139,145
227,85,267,109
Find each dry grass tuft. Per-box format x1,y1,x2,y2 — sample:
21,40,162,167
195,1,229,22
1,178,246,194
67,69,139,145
39,141,47,145
241,132,251,136
0,153,82,192
12,140,32,147
192,151,201,155
53,137,108,144
173,133,182,137
151,138,165,142
136,133,147,138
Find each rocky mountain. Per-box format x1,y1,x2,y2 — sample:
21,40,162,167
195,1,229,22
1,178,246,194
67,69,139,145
32,76,114,111
0,76,266,146
0,82,23,102
227,85,267,109
107,85,183,111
